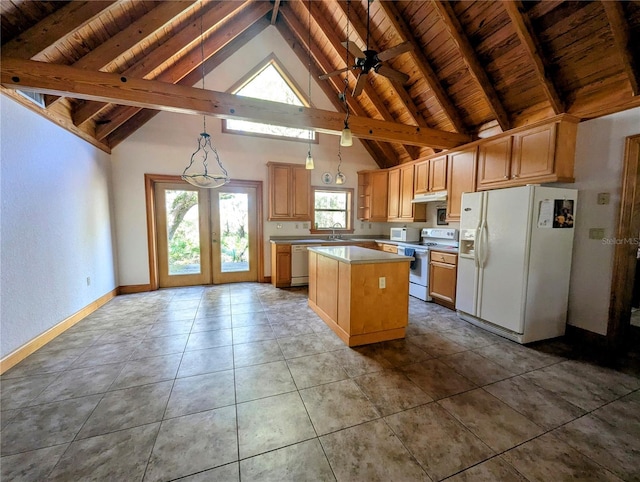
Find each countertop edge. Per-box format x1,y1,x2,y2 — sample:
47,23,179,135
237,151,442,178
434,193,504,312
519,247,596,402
308,246,412,265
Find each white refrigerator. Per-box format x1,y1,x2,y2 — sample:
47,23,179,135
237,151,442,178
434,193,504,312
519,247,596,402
456,185,577,343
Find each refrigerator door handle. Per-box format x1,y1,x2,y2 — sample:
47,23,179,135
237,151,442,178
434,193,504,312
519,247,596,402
479,220,489,268
474,222,481,268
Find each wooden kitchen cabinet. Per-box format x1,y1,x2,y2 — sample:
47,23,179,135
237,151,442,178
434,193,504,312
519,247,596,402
446,146,477,221
271,244,291,288
267,162,310,221
429,250,457,310
388,164,426,222
476,115,578,190
415,155,447,194
380,243,399,253
357,170,388,222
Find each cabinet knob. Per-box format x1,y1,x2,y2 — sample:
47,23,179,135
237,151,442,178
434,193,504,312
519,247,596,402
504,175,509,179
512,174,519,179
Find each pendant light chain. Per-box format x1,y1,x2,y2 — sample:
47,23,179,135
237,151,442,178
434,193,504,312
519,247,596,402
200,1,206,134
305,0,314,169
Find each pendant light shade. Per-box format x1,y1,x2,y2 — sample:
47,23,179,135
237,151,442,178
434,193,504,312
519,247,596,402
305,151,315,170
182,131,229,188
340,124,353,147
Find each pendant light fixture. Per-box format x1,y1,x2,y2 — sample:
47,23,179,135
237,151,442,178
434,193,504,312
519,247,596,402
181,1,229,188
305,0,315,170
340,0,353,147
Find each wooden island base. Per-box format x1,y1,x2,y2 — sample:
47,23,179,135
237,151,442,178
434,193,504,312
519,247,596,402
307,246,411,347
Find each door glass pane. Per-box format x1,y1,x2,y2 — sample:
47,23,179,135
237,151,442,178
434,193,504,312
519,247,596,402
219,192,249,272
165,190,201,275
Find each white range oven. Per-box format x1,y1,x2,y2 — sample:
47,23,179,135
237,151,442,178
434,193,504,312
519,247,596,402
397,228,458,301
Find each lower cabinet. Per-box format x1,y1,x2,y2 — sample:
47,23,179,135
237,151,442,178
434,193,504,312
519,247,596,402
271,244,291,288
429,250,458,309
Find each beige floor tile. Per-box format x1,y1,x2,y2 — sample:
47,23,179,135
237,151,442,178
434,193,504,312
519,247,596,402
401,359,476,400
354,369,432,416
445,457,527,482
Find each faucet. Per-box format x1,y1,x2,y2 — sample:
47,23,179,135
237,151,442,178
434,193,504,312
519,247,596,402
331,222,343,239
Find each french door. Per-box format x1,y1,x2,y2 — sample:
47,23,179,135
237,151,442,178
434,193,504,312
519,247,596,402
154,179,260,288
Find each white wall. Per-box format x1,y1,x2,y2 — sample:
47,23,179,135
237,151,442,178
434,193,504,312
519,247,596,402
0,95,117,358
561,107,640,335
111,26,380,285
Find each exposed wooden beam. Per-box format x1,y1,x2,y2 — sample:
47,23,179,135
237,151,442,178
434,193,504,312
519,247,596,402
107,16,273,148
271,0,281,25
376,0,467,134
277,11,395,167
503,1,564,114
302,1,418,161
46,0,199,108
95,2,272,141
602,1,640,96
1,1,118,60
73,0,249,128
1,58,470,149
432,0,511,131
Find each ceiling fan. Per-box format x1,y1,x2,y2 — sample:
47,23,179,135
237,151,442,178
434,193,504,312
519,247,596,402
318,0,413,97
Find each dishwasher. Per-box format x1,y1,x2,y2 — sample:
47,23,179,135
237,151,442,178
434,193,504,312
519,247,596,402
290,245,309,286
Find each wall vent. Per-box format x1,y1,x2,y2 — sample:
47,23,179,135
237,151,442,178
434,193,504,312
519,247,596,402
16,90,45,108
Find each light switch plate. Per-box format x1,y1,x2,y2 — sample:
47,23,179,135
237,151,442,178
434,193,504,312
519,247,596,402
597,192,610,205
379,277,386,289
589,228,605,240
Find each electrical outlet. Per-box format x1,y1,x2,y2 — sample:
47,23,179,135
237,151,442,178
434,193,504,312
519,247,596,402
303,223,309,229
379,277,386,289
295,223,299,229
597,192,610,205
589,228,605,240
369,223,372,229
86,277,91,286
276,223,282,229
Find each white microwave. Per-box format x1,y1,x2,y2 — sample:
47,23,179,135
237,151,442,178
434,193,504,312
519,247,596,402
390,227,421,242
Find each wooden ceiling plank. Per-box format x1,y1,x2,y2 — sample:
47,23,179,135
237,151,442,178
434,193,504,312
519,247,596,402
46,0,199,108
1,57,470,149
278,8,396,166
96,2,272,140
503,1,565,114
301,1,417,160
72,0,249,128
376,0,467,135
602,0,640,96
432,0,511,131
1,1,118,60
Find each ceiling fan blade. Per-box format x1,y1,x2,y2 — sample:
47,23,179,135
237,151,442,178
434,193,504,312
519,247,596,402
318,67,350,80
342,40,365,59
375,64,410,84
376,41,414,61
352,72,367,97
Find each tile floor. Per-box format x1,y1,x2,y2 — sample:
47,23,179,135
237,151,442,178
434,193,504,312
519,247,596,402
1,283,640,481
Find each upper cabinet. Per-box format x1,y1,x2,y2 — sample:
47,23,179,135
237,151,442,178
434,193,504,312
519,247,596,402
388,164,427,222
357,170,388,222
447,146,478,221
267,162,310,221
476,116,578,190
414,155,447,194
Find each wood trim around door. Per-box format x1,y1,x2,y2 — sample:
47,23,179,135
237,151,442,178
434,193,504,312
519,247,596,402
144,175,266,287
607,134,640,350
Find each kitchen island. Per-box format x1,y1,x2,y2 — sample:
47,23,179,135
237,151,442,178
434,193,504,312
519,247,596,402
307,246,412,347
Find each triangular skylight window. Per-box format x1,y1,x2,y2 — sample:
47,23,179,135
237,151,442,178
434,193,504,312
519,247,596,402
223,57,316,143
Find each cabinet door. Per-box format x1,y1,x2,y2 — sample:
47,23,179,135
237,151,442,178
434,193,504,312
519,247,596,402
369,170,388,222
429,261,457,304
271,244,291,287
399,164,415,219
291,166,311,219
429,155,447,192
269,164,291,219
446,147,477,221
387,168,401,220
414,161,429,194
477,136,512,189
512,123,556,182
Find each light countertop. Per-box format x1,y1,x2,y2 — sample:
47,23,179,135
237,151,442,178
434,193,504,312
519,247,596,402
308,246,412,265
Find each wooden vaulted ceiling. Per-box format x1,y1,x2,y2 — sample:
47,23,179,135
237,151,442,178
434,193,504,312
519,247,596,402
1,0,640,168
